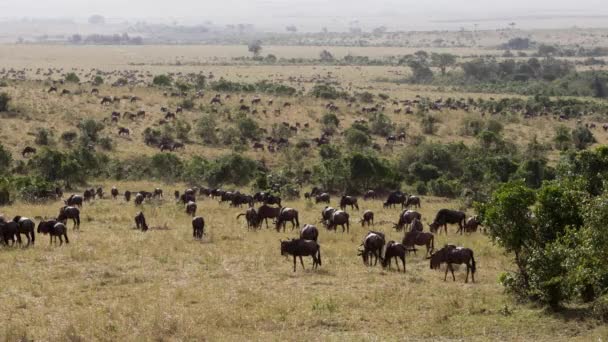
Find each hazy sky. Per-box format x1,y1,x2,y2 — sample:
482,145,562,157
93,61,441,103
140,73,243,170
1,0,607,30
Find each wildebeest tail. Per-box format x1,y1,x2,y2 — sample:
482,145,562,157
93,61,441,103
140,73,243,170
470,250,476,274
236,213,245,220
76,214,81,226
295,212,300,228
317,245,322,266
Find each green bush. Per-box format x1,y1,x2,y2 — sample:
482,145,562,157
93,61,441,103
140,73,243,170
0,144,12,175
309,84,348,100
150,153,183,182
345,128,371,148
35,128,53,146
179,98,195,110
196,114,219,145
65,72,80,83
572,125,596,150
0,92,10,112
153,74,172,87
420,115,440,134
237,117,260,141
78,119,104,143
92,76,103,86
369,113,393,136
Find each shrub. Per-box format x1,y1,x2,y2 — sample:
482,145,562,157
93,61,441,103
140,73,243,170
0,92,10,112
356,91,374,103
98,136,113,151
92,76,103,86
205,154,259,187
34,128,53,146
179,98,195,110
175,120,191,142
0,144,12,175
78,119,104,143
237,117,260,141
369,113,393,136
150,153,183,182
65,72,80,83
345,128,371,148
421,114,440,134
309,84,347,100
461,117,484,136
572,125,596,150
321,113,340,129
553,125,572,150
196,114,219,145
153,74,172,87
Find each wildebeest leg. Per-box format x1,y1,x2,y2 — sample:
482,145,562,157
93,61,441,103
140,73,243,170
444,224,448,235
444,264,449,281
401,256,406,273
293,255,297,272
59,236,63,246
450,264,456,281
299,256,305,270
465,264,469,283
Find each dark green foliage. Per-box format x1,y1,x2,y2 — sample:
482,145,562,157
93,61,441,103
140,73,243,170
35,128,53,146
356,91,374,103
65,72,80,83
420,114,439,134
205,154,259,187
572,125,596,150
179,98,195,110
408,60,434,83
0,144,12,175
153,74,172,87
92,76,104,86
309,84,348,100
321,113,340,129
0,92,10,112
369,113,393,136
196,114,219,145
237,117,260,141
210,79,296,96
150,153,183,182
78,119,104,143
502,37,532,50
345,128,370,148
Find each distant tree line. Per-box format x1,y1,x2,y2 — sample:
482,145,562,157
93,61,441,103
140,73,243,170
68,33,143,45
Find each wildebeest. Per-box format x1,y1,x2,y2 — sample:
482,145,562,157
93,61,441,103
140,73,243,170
382,241,407,272
430,245,476,283
300,224,319,241
340,195,359,210
315,193,330,204
410,217,423,233
124,190,132,202
118,127,130,136
321,206,336,226
186,201,197,217
111,186,119,199
383,191,406,208
153,188,164,198
95,187,104,199
256,204,280,228
13,216,35,246
192,216,205,240
134,212,149,231
22,146,37,158
358,231,385,266
402,230,434,256
280,238,321,272
100,96,113,105
360,210,374,227
37,220,69,245
394,210,422,231
237,208,260,230
363,190,376,200
231,193,254,208
134,193,144,205
463,215,482,233
327,210,350,233
403,195,421,209
275,207,299,232
58,206,80,230
83,189,94,202
0,219,17,245
429,209,466,235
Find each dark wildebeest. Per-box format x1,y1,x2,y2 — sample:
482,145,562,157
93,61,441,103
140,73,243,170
363,190,376,200
383,191,406,208
153,188,163,198
95,187,103,199
65,194,83,207
192,216,205,240
37,220,69,245
0,219,18,246
263,194,282,207
186,201,197,217
231,193,254,208
134,212,148,231
275,208,300,232
360,210,374,227
258,204,282,228
58,206,80,230
111,186,119,199
463,215,482,233
134,193,145,205
181,193,196,205
429,209,466,235
174,190,180,201
48,86,58,93
280,238,321,272
118,127,130,136
394,210,422,231
403,195,421,209
340,196,359,210
321,206,336,227
124,190,132,202
315,193,330,204
300,224,319,241
358,231,385,266
430,245,476,283
100,96,113,105
83,189,94,202
22,146,37,158
13,216,35,246
402,230,434,256
237,208,260,230
410,217,423,233
382,241,407,272
328,210,350,233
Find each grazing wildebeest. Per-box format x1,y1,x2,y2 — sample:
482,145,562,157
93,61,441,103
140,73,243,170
315,193,330,204
124,190,132,202
134,212,148,231
65,194,83,207
231,193,254,208
95,187,104,199
429,209,466,235
275,208,299,232
111,186,119,199
258,204,282,228
186,201,197,217
280,239,321,272
463,215,482,233
58,206,80,230
430,245,476,283
402,230,434,256
22,146,37,158
60,89,70,96
363,190,376,200
48,86,58,93
37,220,69,245
0,219,18,246
403,195,421,209
358,210,374,227
13,216,35,246
100,96,113,105
327,210,350,233
358,231,385,266
252,142,264,151
237,208,260,230
192,216,205,240
263,194,282,207
83,189,94,202
394,210,422,231
153,188,163,198
118,127,130,136
321,206,336,227
340,195,359,210
382,241,407,272
300,224,319,241
134,193,145,205
383,191,406,208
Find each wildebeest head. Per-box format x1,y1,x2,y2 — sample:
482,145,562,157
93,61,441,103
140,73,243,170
428,222,440,233
429,246,448,269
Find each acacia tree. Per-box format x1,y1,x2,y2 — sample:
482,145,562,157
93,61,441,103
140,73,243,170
248,40,263,57
431,53,457,75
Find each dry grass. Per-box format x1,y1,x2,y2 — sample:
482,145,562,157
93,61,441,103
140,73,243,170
0,181,606,340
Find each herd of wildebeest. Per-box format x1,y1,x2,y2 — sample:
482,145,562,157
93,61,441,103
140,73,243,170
0,185,480,282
